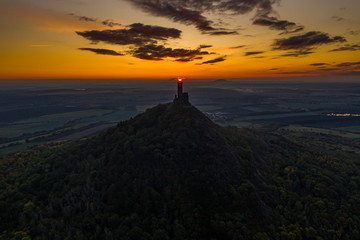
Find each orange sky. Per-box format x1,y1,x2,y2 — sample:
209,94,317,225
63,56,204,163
0,0,359,81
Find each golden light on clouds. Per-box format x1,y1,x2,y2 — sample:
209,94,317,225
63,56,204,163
0,0,359,81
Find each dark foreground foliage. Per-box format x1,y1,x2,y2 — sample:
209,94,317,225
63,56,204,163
1,103,360,239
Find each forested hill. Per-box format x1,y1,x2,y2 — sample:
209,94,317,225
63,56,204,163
1,102,360,240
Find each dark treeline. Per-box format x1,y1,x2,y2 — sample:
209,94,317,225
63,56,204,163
1,103,360,239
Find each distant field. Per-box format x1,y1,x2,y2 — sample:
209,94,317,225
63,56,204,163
0,109,114,138
1,81,360,156
0,122,57,138
90,110,138,122
336,126,360,133
54,123,117,141
282,125,360,138
233,111,323,121
15,109,113,124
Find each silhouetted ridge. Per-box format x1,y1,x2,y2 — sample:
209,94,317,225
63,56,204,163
113,103,232,162
1,102,359,240
100,102,243,186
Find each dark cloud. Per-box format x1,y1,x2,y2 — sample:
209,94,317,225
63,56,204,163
76,21,220,62
313,61,360,76
218,0,276,15
129,44,211,61
101,20,122,28
68,13,97,22
125,0,217,34
69,13,123,28
78,16,97,22
273,31,346,51
210,30,238,35
199,45,212,49
76,23,181,46
208,30,238,35
201,56,226,64
311,62,360,75
330,44,360,52
296,61,360,77
126,0,278,34
129,23,181,39
175,56,205,62
347,30,360,36
230,45,246,49
78,48,123,56
280,50,313,57
310,63,329,66
244,51,264,56
253,15,304,34
335,62,360,68
331,16,344,21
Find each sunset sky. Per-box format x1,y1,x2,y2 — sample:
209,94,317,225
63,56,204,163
1,0,359,80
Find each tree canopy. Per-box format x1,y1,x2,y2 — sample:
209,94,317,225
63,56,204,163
1,103,359,239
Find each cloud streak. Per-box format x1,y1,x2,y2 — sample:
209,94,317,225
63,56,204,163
308,61,360,76
126,0,279,34
330,44,360,52
253,15,303,34
280,50,313,57
335,61,360,68
129,44,212,61
77,21,218,62
76,23,181,46
273,31,346,51
69,13,97,22
69,13,122,28
201,56,226,64
230,45,246,49
331,16,344,22
101,19,122,28
199,45,213,49
347,30,360,36
245,51,264,56
310,63,329,66
78,48,123,56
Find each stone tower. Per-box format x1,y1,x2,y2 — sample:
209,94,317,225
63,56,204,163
173,78,189,104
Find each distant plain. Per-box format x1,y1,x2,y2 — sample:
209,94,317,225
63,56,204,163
1,80,360,155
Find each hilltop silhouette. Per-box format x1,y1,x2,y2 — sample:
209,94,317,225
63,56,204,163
0,101,359,239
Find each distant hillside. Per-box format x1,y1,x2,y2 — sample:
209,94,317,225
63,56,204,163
1,102,360,240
